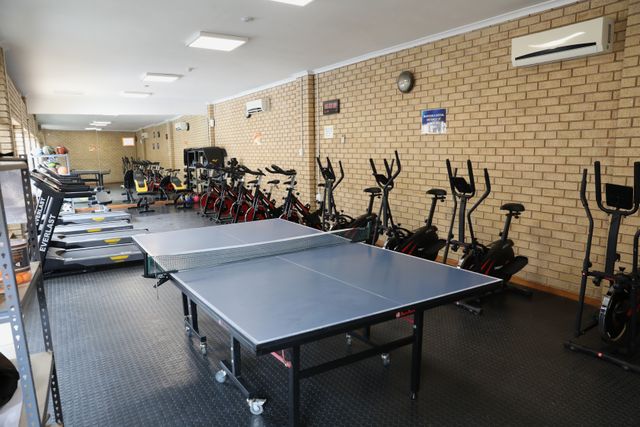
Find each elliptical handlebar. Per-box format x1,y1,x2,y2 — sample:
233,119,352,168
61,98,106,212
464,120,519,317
446,159,477,197
334,160,345,189
370,150,402,189
466,167,491,243
594,161,640,216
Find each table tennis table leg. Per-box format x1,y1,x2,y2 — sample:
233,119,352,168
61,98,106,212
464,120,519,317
410,310,424,400
288,345,301,427
182,293,207,355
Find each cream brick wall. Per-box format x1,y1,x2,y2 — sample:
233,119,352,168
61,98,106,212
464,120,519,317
211,78,317,202
137,115,210,171
210,0,640,298
41,130,137,184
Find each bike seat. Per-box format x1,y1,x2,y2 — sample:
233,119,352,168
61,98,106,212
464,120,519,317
318,183,325,188
248,179,259,185
501,203,525,213
267,179,280,185
364,187,382,195
285,180,297,186
427,188,447,197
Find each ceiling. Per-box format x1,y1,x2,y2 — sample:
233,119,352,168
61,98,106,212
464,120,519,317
36,114,176,132
0,0,560,131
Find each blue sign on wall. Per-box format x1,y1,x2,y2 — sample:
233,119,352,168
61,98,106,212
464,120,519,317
421,108,447,134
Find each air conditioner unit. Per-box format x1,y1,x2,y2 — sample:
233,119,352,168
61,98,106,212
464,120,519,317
141,132,149,139
511,17,614,67
245,98,270,118
175,122,190,131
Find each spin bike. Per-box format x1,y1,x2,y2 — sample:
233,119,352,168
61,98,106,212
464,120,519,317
267,164,322,229
565,161,640,372
443,159,530,315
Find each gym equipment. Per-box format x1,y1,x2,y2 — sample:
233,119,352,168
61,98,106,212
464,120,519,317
386,188,447,261
316,157,353,230
57,211,131,225
367,150,411,246
51,229,149,249
565,161,640,373
442,159,530,315
267,164,322,229
31,168,145,274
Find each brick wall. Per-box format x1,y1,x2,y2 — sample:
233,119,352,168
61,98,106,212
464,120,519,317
211,78,317,202
41,130,137,184
137,115,210,170
210,0,640,298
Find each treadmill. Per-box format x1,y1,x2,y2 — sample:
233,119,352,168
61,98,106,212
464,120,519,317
31,168,147,273
45,245,144,272
57,211,131,225
53,220,133,235
51,229,149,249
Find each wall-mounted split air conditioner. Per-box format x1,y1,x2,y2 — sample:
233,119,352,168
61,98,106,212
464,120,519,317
511,17,614,67
246,98,270,118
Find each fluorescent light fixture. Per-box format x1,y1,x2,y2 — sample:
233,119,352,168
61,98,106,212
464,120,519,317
268,0,315,5
54,90,84,96
90,121,111,126
85,127,102,131
121,91,152,98
143,72,182,83
187,31,248,52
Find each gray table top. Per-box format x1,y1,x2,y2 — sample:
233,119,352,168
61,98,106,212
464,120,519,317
134,219,499,353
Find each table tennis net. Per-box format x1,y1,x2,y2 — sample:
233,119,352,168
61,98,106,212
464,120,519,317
150,227,369,274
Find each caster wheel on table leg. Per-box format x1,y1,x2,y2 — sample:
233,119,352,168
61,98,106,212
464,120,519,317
215,370,227,383
200,342,207,355
381,353,390,367
247,398,266,415
185,326,192,337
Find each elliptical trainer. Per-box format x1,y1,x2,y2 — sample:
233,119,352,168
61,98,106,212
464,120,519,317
442,159,530,315
565,161,640,372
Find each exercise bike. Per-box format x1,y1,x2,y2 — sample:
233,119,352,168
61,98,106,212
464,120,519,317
385,188,447,261
316,157,353,230
442,159,530,315
565,161,640,373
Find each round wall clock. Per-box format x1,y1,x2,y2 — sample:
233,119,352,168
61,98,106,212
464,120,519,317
397,71,415,93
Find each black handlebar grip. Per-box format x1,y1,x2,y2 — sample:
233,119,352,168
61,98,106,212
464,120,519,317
594,161,604,212
445,159,456,194
580,168,589,209
369,158,378,175
466,160,476,193
391,150,402,181
326,157,334,174
483,168,491,193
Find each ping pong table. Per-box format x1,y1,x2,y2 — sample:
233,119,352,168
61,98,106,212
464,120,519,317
133,219,500,426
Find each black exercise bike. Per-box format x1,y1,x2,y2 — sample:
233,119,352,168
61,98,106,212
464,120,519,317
442,159,530,315
565,161,640,373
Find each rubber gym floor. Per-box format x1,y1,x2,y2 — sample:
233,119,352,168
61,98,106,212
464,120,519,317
24,207,640,426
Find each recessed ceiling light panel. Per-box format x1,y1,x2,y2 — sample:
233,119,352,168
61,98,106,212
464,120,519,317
187,32,248,51
143,73,183,83
90,121,111,126
268,0,315,6
121,91,153,98
85,127,102,131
